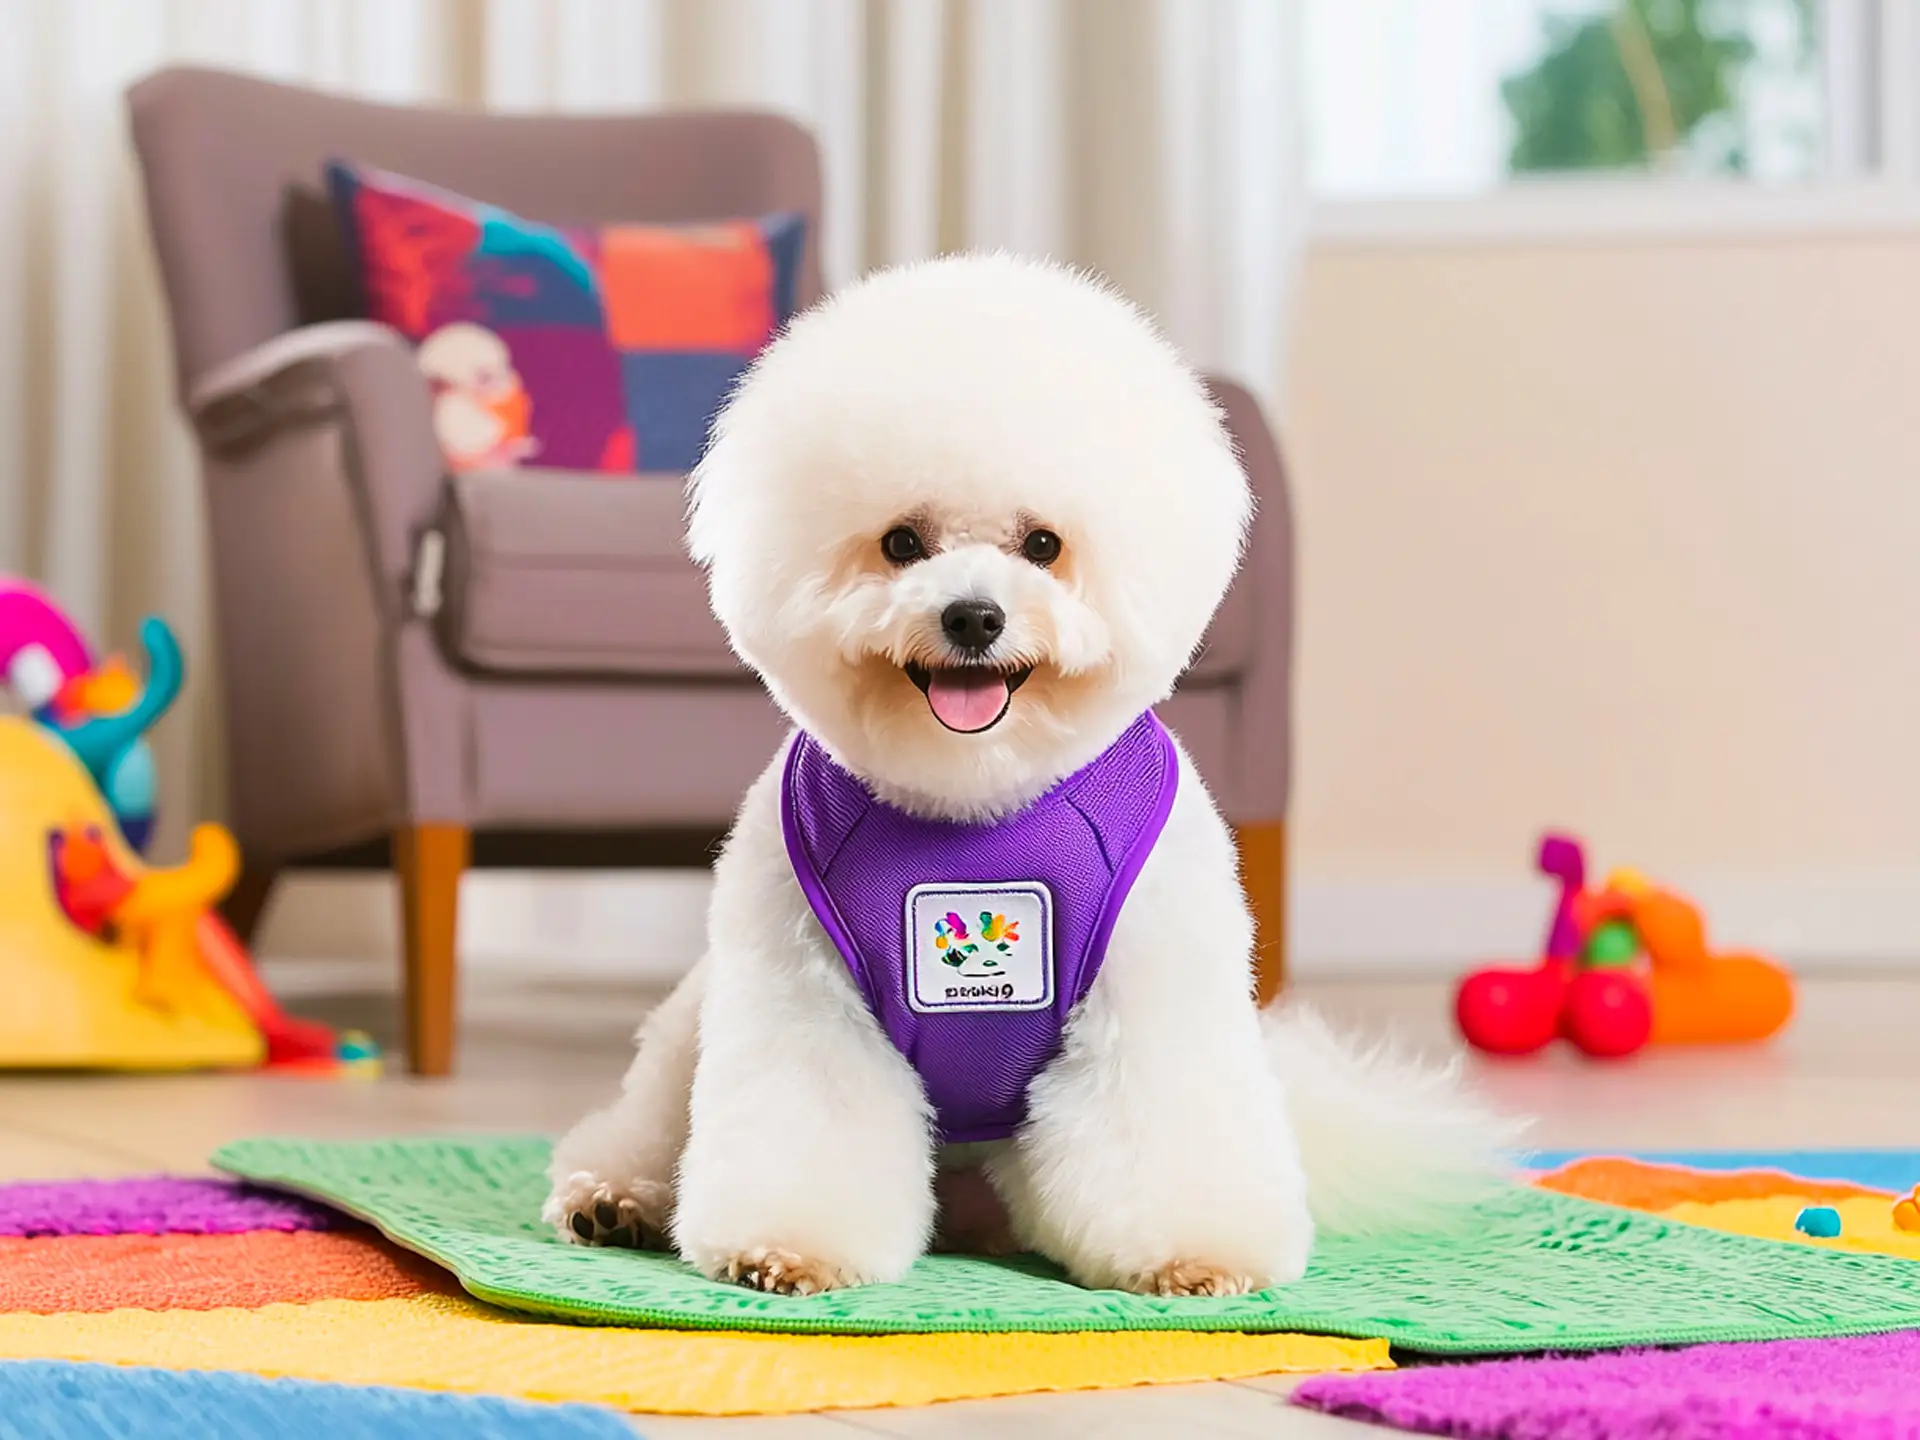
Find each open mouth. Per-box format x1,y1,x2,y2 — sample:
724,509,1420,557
904,662,1034,734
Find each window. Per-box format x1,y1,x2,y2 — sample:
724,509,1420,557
1307,0,1838,199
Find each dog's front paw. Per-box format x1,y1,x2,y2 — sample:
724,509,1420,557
1121,1260,1261,1297
720,1247,848,1296
544,1171,672,1250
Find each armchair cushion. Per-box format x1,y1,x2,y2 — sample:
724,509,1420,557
431,469,742,680
323,160,806,475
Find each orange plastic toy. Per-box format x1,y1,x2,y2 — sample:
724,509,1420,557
48,810,362,1071
1893,1188,1920,1233
1456,832,1794,1058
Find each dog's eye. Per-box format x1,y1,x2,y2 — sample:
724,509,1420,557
1022,529,1062,566
881,526,926,565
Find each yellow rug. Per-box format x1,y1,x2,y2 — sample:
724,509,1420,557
1662,1195,1920,1262
0,1292,1387,1416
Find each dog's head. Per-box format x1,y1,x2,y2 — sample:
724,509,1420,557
688,255,1250,818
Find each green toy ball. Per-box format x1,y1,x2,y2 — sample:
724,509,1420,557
1583,919,1640,968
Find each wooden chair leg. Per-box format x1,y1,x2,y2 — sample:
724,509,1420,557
1234,820,1288,1007
395,823,469,1077
219,857,282,946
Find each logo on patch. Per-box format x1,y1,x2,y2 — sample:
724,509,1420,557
905,882,1053,1013
931,909,1020,972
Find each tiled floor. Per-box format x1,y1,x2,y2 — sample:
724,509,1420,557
1,973,1913,1436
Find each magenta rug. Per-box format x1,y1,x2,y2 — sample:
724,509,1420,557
0,1177,337,1236
1295,1330,1920,1439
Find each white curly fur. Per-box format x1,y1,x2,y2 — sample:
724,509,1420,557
546,254,1519,1295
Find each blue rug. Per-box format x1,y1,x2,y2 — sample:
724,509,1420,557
0,1360,635,1439
1530,1149,1920,1193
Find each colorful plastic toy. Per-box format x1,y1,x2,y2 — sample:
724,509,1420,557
0,574,377,1075
34,617,178,854
0,580,172,853
52,821,249,1018
0,578,91,705
1894,1189,1920,1234
2,714,377,1074
191,911,365,1071
1794,1205,1842,1239
0,717,259,1068
1455,831,1794,1059
41,773,373,1073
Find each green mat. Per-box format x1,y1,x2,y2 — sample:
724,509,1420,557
216,1136,1920,1355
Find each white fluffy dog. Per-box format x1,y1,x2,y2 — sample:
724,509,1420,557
545,254,1513,1297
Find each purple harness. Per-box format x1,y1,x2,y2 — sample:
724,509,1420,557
781,712,1179,1143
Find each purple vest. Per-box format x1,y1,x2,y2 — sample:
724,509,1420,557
781,713,1179,1143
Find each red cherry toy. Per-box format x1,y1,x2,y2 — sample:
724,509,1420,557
1454,959,1569,1056
1456,833,1624,1056
1562,968,1653,1058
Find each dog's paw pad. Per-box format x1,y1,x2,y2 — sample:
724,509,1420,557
1125,1260,1258,1298
722,1248,843,1296
546,1174,668,1250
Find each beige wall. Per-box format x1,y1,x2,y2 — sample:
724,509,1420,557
1283,231,1920,962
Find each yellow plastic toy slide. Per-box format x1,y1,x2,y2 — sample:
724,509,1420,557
0,717,261,1068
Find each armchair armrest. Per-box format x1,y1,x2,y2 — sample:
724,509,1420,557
187,319,397,416
184,322,444,858
188,321,442,588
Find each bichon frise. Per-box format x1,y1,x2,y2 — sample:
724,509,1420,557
545,254,1515,1297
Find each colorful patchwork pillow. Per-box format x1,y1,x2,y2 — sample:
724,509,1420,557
324,160,806,475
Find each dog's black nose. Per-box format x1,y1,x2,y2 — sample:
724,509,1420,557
941,598,1005,655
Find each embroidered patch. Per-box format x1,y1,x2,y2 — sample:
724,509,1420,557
904,883,1054,1014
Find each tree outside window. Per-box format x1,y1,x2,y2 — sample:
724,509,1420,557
1504,0,1819,177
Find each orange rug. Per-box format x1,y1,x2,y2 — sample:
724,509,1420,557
1536,1157,1882,1210
0,1229,455,1313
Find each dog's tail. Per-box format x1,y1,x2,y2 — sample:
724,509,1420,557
1262,1004,1525,1237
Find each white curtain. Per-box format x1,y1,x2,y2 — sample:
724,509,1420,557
0,0,1307,854
0,0,476,857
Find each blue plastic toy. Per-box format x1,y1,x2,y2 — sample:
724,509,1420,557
1794,1205,1842,1239
31,617,180,854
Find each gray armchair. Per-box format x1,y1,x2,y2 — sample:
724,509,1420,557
126,67,1293,1076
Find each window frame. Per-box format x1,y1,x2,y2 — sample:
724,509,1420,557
1308,0,1920,244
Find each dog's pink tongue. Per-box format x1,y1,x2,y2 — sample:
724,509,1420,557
926,670,1010,733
